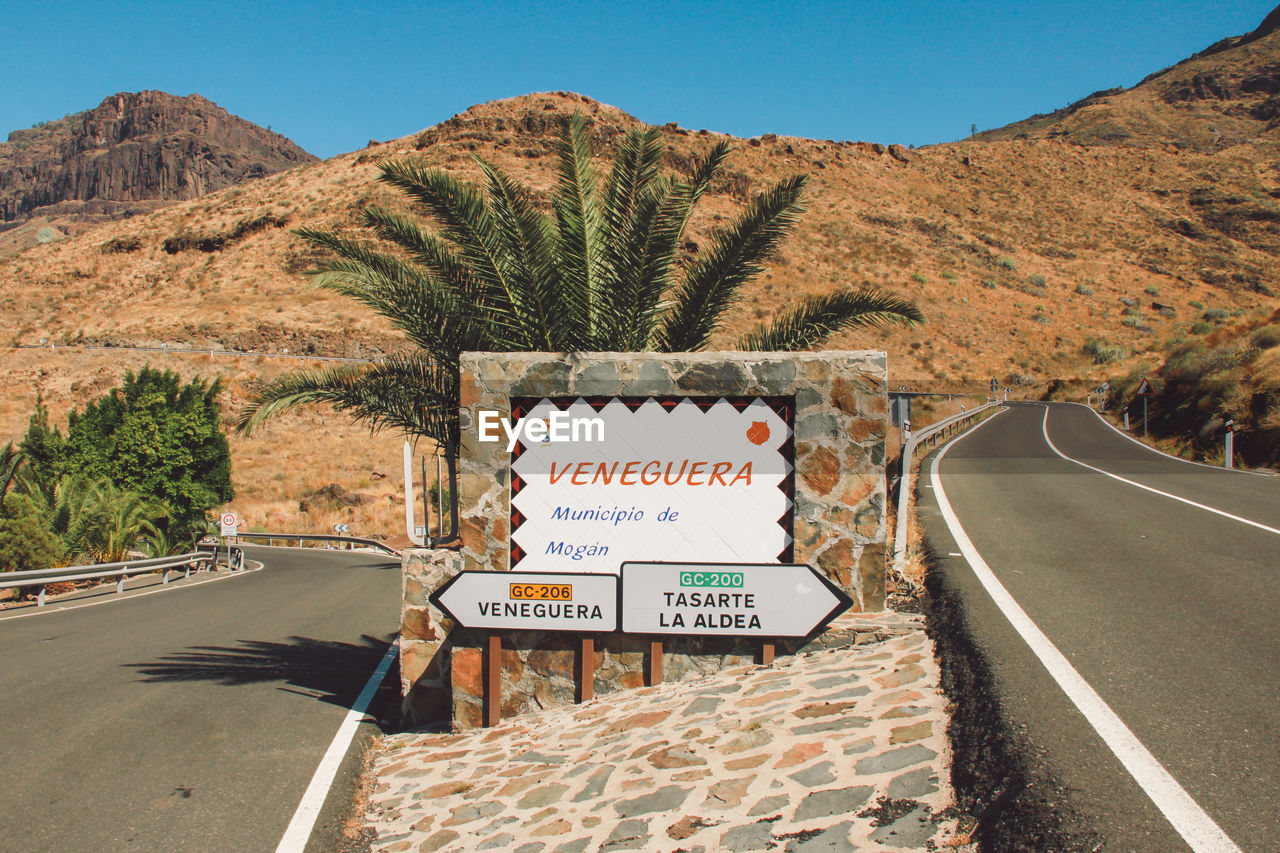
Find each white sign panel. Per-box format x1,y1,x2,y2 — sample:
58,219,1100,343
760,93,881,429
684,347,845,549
431,571,619,633
509,397,793,573
620,562,851,638
219,512,237,536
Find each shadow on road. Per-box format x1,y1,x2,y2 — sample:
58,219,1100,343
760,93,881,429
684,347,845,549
124,633,396,712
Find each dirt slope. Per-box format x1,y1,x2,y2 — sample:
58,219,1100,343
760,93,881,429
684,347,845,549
4,10,1280,532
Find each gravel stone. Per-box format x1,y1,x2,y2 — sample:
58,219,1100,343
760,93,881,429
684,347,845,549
614,785,690,818
793,786,874,822
853,745,938,775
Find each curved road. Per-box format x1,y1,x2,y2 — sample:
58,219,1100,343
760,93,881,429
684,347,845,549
921,402,1279,851
0,545,401,852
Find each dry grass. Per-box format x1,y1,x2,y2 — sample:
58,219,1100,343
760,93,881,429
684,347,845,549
2,91,1278,533
2,92,1273,389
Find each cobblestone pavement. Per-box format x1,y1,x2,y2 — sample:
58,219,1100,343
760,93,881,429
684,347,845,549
366,612,968,852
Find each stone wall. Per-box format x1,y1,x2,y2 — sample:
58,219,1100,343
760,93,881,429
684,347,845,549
400,350,888,728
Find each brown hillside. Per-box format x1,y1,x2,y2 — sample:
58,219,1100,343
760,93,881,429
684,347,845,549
977,8,1280,151
0,91,315,253
4,11,1280,532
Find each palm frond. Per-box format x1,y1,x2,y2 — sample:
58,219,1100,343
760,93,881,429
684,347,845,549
236,355,458,445
597,127,669,348
294,228,492,359
552,111,605,347
375,160,521,323
738,288,925,351
1,442,22,499
359,207,484,300
476,158,562,350
658,174,807,351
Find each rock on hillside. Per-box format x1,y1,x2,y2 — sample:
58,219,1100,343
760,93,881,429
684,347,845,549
977,4,1280,150
0,91,315,250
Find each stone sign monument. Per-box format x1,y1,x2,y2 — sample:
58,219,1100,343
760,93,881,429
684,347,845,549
400,350,888,728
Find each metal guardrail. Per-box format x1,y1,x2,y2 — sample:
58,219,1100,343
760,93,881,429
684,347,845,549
13,343,376,364
232,532,400,556
1,551,220,607
891,401,1002,576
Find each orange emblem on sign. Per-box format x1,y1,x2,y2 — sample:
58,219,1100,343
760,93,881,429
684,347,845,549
746,421,770,445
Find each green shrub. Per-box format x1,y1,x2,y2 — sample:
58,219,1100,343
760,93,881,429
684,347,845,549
1122,316,1145,328
1203,308,1229,321
1028,274,1047,288
1122,307,1140,317
941,271,958,282
996,256,1017,271
55,367,233,542
1075,283,1094,296
1083,339,1125,364
1189,300,1204,309
1190,321,1213,335
1252,324,1280,350
981,279,998,289
1144,285,1160,296
911,273,927,284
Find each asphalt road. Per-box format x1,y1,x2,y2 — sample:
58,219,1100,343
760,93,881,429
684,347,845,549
0,545,401,853
920,402,1279,851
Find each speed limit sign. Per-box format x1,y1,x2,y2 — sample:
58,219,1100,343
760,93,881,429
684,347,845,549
220,512,238,536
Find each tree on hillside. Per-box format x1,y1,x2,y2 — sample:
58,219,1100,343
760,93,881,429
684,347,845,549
0,442,22,501
0,492,64,572
55,368,232,541
238,111,923,445
17,397,62,491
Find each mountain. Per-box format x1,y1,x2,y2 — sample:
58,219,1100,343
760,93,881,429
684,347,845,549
0,91,315,252
4,9,1280,533
976,8,1280,150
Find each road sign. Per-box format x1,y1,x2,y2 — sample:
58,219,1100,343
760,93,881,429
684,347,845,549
219,512,237,536
431,572,619,632
620,562,852,638
1135,378,1154,396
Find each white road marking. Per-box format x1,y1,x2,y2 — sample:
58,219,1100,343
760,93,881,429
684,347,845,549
1067,403,1272,477
0,566,262,623
1042,407,1280,537
275,638,400,853
931,415,1240,852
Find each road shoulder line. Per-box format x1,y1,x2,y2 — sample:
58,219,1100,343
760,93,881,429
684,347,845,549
275,638,400,853
1041,406,1280,536
1064,402,1271,477
931,423,1240,853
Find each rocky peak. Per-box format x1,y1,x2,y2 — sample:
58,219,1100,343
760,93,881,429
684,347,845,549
0,91,316,241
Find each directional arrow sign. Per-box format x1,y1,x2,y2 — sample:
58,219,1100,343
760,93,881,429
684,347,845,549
620,562,852,638
430,571,619,633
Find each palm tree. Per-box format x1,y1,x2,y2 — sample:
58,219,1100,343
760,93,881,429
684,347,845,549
0,443,21,501
238,111,922,446
56,475,169,564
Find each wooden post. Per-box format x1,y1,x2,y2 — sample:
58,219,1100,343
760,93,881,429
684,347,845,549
578,637,595,703
648,639,664,686
486,632,502,727
761,642,775,666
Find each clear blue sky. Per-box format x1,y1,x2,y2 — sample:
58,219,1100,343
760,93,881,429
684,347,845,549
3,1,1275,159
